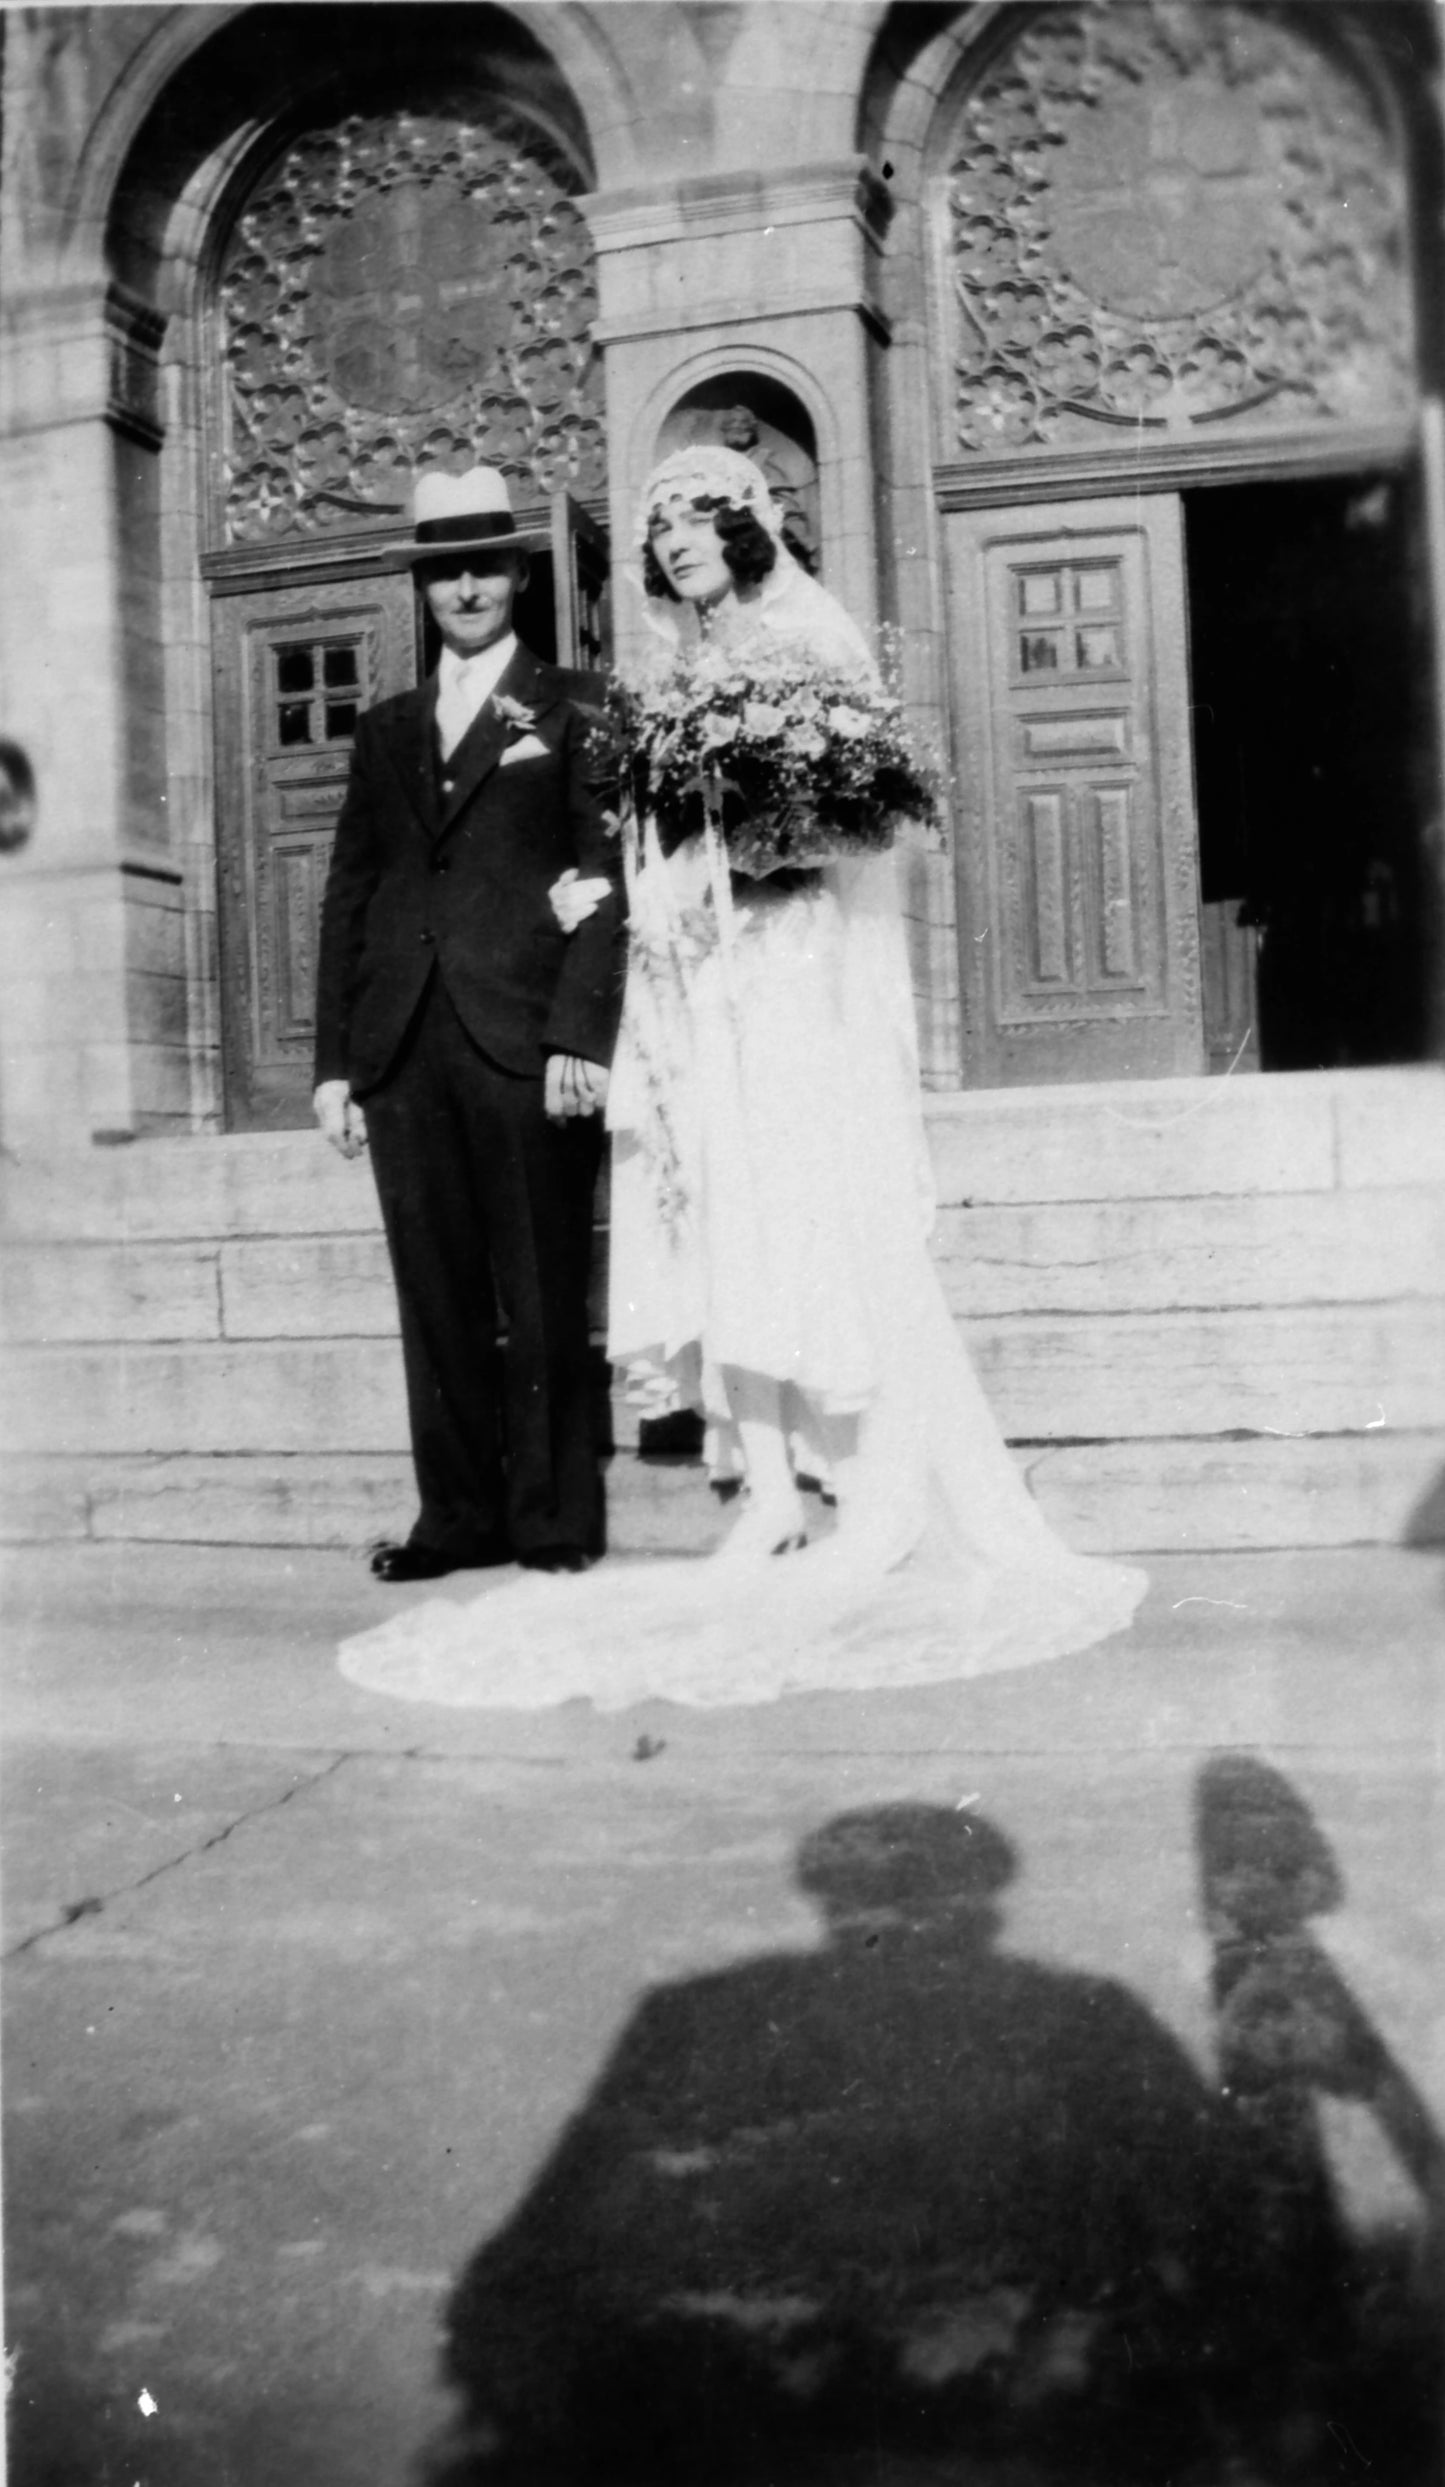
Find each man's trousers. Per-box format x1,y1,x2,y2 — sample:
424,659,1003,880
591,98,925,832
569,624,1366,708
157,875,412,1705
362,976,604,1560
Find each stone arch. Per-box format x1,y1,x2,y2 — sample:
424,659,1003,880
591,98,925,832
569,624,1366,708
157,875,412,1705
856,0,1445,1090
69,1,651,296
76,3,614,1127
848,12,1010,767
9,5,250,296
856,2,1441,545
861,2,1441,506
853,0,1443,756
933,8,1422,466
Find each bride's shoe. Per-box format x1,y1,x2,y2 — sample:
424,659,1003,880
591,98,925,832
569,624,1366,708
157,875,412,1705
712,1492,808,1565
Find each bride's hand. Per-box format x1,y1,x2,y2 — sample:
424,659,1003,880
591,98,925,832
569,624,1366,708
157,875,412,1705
549,869,612,934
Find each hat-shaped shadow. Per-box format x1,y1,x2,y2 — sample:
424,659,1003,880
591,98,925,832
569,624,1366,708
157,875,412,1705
795,1795,1017,1919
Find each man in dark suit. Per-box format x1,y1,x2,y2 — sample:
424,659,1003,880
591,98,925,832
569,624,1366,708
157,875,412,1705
313,466,624,1581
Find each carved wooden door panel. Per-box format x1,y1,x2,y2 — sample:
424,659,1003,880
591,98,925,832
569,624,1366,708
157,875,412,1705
946,493,1202,1086
213,580,418,1129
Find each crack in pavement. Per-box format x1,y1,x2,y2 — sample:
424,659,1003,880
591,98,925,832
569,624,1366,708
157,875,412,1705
3,1749,360,1960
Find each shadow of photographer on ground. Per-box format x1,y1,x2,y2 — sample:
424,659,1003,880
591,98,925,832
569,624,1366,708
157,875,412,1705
420,1781,1444,2486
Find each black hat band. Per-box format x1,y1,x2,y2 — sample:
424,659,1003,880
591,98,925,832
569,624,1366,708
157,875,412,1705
413,512,522,546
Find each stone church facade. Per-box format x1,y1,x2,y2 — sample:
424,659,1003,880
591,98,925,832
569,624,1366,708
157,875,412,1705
2,0,1443,1553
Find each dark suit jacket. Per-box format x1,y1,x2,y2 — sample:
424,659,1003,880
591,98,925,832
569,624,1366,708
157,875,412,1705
313,644,624,1095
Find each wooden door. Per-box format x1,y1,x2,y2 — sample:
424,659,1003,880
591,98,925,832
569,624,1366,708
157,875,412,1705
213,578,418,1129
945,495,1203,1086
551,491,612,673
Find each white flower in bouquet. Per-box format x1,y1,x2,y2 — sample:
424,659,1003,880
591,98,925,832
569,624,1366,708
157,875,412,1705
691,643,736,691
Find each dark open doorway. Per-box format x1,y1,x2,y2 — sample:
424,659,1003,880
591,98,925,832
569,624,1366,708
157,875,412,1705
1186,472,1440,1071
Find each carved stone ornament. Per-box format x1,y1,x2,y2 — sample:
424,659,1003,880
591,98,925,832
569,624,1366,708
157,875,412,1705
219,106,605,543
946,1,1415,455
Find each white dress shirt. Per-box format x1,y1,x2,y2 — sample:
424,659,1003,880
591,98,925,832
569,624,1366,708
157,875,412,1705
435,633,518,761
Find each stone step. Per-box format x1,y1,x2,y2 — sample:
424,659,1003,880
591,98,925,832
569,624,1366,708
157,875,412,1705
926,1063,1445,1203
0,1132,384,1243
0,1231,605,1345
4,1066,1442,1244
5,1184,1443,1344
969,1302,1445,1439
2,1430,1440,1556
4,1298,1442,1458
935,1187,1445,1318
3,1069,1441,1553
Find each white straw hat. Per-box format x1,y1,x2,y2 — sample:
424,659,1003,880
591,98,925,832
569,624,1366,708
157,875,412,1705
405,466,550,563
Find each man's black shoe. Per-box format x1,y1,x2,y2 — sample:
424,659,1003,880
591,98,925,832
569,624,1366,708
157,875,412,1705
369,1539,510,1583
517,1546,595,1575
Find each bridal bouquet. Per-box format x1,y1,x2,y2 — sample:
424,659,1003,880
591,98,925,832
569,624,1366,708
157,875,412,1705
605,646,941,874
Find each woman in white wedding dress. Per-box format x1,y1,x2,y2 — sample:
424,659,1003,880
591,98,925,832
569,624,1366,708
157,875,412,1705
339,449,1146,1710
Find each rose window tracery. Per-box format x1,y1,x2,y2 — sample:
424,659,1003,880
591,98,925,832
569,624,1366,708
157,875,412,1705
945,1,1414,456
219,106,605,542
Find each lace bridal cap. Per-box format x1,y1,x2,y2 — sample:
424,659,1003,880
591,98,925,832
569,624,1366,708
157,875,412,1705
634,446,786,553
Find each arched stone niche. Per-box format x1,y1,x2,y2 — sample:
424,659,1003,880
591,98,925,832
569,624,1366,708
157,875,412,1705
652,377,820,572
612,336,869,675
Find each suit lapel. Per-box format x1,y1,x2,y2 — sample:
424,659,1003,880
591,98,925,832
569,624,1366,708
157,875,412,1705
436,646,562,834
375,687,440,840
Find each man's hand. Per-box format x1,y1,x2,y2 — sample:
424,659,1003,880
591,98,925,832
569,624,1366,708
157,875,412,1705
544,1055,609,1122
313,1079,369,1159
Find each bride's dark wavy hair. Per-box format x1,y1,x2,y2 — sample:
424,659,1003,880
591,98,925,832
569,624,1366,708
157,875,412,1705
642,494,779,601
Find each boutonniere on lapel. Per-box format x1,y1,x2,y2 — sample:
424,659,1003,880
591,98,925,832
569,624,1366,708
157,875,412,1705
494,693,549,765
494,693,538,739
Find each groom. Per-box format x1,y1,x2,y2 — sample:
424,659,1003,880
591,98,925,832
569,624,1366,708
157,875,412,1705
313,466,624,1580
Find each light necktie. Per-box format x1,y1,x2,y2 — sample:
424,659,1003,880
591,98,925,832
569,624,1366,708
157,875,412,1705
436,661,489,761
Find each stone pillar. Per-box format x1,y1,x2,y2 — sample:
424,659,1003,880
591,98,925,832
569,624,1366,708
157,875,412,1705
0,275,190,1145
585,158,893,664
584,153,959,1073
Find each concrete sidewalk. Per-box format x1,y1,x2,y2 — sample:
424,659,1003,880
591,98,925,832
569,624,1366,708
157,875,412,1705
3,1541,1443,2486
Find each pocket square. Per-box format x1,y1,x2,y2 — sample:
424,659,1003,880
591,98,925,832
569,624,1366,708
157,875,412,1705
500,734,550,765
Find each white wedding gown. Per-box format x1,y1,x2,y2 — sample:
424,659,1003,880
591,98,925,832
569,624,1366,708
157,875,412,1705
339,565,1146,1712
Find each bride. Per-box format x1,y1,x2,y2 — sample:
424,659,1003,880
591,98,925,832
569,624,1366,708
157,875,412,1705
338,447,1146,1710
